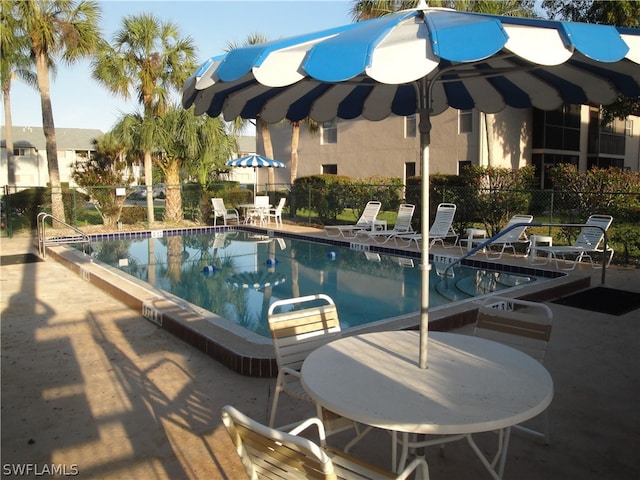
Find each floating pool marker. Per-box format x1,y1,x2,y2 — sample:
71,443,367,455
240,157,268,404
203,265,216,273
266,258,278,266
327,251,336,260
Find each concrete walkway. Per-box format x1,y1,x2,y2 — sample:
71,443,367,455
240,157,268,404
1,233,639,479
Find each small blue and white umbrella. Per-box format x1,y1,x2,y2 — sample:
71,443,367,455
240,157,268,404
185,1,640,368
226,154,285,196
226,271,286,290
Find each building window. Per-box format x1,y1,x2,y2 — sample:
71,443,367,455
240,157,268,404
589,109,626,155
321,119,338,144
532,153,578,189
533,105,581,150
405,162,416,179
13,147,30,156
625,119,633,137
458,110,472,134
322,164,337,175
588,157,624,169
405,115,417,138
458,160,472,174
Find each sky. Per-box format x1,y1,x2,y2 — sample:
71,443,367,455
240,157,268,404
5,0,354,133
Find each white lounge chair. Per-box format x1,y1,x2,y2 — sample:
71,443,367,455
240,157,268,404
532,214,614,270
358,203,415,244
222,405,429,480
475,296,553,444
465,214,533,259
395,203,458,248
265,197,286,228
324,201,382,238
211,198,239,226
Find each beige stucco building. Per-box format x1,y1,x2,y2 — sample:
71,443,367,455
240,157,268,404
3,105,638,193
1,126,105,188
260,105,639,190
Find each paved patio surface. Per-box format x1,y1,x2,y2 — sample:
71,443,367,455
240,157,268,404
1,230,638,479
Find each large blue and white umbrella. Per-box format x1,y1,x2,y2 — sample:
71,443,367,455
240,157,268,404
184,2,640,368
226,154,285,196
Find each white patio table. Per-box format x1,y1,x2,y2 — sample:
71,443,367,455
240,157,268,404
238,203,271,225
301,331,553,479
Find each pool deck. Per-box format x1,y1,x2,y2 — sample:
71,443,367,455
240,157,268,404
1,227,639,479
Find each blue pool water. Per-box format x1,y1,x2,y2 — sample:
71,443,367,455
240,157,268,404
86,230,538,338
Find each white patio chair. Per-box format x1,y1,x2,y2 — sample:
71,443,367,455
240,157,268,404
265,197,286,228
465,214,533,259
324,201,382,238
222,405,429,480
532,214,614,270
395,203,458,248
267,294,355,436
211,198,239,226
475,296,553,444
358,203,415,244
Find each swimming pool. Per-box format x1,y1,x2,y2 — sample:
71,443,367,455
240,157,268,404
48,225,580,376
85,229,541,339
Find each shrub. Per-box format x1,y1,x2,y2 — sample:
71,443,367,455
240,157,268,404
549,165,640,222
460,165,535,236
349,175,404,218
428,174,478,233
120,206,147,224
291,175,351,223
610,225,640,265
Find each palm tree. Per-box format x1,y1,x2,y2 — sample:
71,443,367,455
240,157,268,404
15,0,102,222
182,112,238,189
156,105,237,223
350,0,417,20
1,0,37,187
350,0,536,20
112,105,237,224
290,118,319,184
92,13,196,225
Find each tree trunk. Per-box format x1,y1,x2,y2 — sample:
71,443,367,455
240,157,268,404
484,112,492,167
260,119,275,191
144,150,154,226
166,235,183,283
163,160,183,223
3,83,15,186
291,121,300,184
36,52,65,222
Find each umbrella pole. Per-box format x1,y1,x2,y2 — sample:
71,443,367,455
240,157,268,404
418,79,431,369
253,167,257,198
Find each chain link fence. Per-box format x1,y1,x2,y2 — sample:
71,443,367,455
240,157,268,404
3,182,639,264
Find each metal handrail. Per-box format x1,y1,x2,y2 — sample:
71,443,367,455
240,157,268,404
444,222,611,285
37,212,91,258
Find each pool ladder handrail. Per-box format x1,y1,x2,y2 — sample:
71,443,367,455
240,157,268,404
37,212,91,258
443,222,609,285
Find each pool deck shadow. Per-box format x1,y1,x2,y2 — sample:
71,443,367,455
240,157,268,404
1,228,639,480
